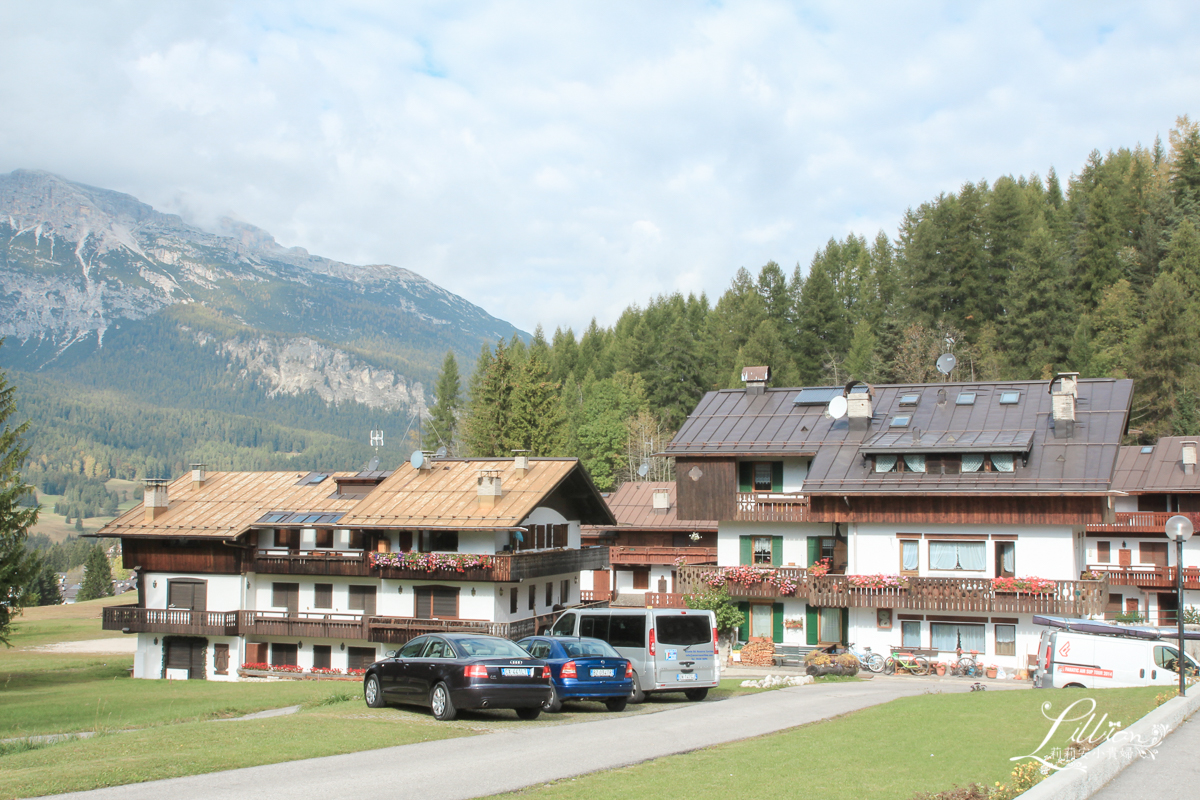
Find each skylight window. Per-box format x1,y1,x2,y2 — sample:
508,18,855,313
999,391,1021,405
898,393,920,407
1141,446,1154,454
890,415,911,428
956,392,977,406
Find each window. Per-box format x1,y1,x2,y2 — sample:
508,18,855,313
550,613,576,636
414,586,459,619
931,623,985,653
898,393,920,407
419,530,459,552
1097,541,1110,563
545,582,553,607
314,528,333,548
900,541,919,574
995,542,1016,578
877,455,928,473
1141,446,1154,454
739,461,782,493
956,392,976,405
312,645,331,670
657,616,712,646
528,584,535,610
753,462,773,491
632,569,650,590
399,637,427,658
314,584,333,609
274,528,299,549
925,455,960,475
608,615,646,649
348,530,366,550
348,585,377,616
752,537,773,565
270,643,298,667
422,639,451,659
999,391,1020,404
929,541,986,571
995,625,1016,657
579,614,609,640
347,647,377,671
890,416,911,428
750,603,774,639
1140,542,1168,567
818,608,842,644
815,536,847,574
901,620,922,649
272,582,299,612
510,586,518,614
526,640,552,659
561,579,570,605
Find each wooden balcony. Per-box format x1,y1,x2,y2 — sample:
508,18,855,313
103,606,240,636
608,546,717,567
1085,511,1200,534
239,611,368,639
1087,565,1200,590
252,550,370,576
251,546,610,582
366,613,555,645
676,566,1108,616
644,592,688,608
734,492,811,523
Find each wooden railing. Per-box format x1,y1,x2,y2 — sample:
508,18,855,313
734,493,811,523
1088,565,1200,589
366,613,555,645
580,589,611,603
252,546,610,582
644,592,688,608
608,546,717,566
102,606,240,636
498,547,611,581
1086,511,1200,533
676,566,1108,616
252,551,370,576
239,611,367,639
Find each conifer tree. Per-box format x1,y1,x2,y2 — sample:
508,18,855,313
793,262,848,384
649,317,705,430
844,320,884,384
998,226,1076,379
1082,280,1140,378
77,544,114,602
1132,272,1197,437
27,554,63,606
0,357,38,645
461,340,516,457
507,352,565,456
424,351,461,453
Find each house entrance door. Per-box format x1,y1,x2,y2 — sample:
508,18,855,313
164,637,207,680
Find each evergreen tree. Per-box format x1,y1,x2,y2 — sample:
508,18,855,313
507,352,566,456
1173,388,1200,437
461,340,516,457
549,327,579,383
648,316,705,430
1132,272,1197,437
0,357,38,645
730,320,798,388
77,544,113,602
706,268,766,388
574,371,649,491
1163,217,1200,300
424,351,462,453
844,319,885,384
1081,280,1140,378
793,261,848,384
26,554,63,606
998,225,1076,379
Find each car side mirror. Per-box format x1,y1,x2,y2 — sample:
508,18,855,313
388,650,400,659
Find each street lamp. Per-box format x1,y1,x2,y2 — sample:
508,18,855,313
1165,515,1194,697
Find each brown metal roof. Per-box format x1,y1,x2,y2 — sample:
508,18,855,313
585,481,718,532
666,378,1134,495
101,471,363,540
1111,438,1200,493
98,458,616,541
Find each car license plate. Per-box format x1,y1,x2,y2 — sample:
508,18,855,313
502,668,532,677
676,673,698,682
591,668,614,677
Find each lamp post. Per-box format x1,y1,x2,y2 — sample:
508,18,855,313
1165,515,1194,697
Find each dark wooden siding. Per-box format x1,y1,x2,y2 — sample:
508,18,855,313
121,539,242,574
675,458,736,521
809,495,1105,525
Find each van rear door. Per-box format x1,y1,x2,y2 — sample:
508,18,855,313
653,612,719,690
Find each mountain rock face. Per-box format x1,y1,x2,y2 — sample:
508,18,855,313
0,169,522,412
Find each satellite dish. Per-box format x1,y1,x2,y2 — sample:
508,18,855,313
936,353,957,376
638,462,650,478
367,457,379,472
826,395,848,420
435,446,448,459
410,450,425,470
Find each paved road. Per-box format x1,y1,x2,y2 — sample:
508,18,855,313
1091,710,1200,799
42,679,997,800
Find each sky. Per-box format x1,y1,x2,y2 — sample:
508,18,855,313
2,1,1198,334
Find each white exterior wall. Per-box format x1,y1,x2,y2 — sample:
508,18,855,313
781,458,810,492
493,573,578,621
718,521,832,566
143,573,244,610
458,530,496,555
844,608,1044,671
522,506,581,548
849,522,1079,579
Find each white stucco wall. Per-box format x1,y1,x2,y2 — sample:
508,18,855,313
521,506,581,548
718,521,832,566
781,458,810,493
143,573,243,610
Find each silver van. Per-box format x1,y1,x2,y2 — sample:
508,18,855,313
548,608,719,702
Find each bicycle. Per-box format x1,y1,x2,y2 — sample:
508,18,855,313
884,649,931,676
845,642,885,673
948,649,982,678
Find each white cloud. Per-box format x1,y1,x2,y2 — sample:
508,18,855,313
0,1,1198,334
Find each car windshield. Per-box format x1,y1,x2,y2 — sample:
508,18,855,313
561,638,621,658
455,637,535,659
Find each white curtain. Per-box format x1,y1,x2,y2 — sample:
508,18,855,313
1001,543,1015,574
819,608,842,643
929,542,958,570
904,454,926,473
902,621,922,648
958,542,986,571
931,623,986,652
902,541,919,571
991,453,1015,472
929,541,986,571
961,454,984,472
875,455,897,473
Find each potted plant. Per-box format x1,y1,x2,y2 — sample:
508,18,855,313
936,661,947,676
985,664,998,679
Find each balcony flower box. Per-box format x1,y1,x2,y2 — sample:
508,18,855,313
846,574,911,590
700,565,798,596
992,576,1056,594
370,552,495,573
237,663,362,681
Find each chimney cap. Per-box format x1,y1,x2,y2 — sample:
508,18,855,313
741,366,770,383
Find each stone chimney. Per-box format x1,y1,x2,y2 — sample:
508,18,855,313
1183,442,1197,476
846,383,874,432
513,453,530,479
477,470,503,509
191,463,207,491
741,366,770,396
652,488,671,513
1050,373,1078,438
144,479,170,522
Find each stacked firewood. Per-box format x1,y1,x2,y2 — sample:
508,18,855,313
739,636,776,666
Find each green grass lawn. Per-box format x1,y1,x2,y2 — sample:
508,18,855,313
491,686,1163,800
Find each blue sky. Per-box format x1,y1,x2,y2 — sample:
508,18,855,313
1,1,1197,333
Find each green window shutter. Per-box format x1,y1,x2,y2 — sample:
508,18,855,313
806,605,819,646
737,602,750,644
738,462,752,492
740,536,753,566
807,537,819,567
772,603,784,643
771,535,783,567
840,608,849,646
771,462,783,492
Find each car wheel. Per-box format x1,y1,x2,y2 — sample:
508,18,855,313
363,675,385,708
542,683,563,713
516,707,541,720
604,697,628,712
684,688,709,701
430,682,457,721
630,672,646,704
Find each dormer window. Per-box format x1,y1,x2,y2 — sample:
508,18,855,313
898,393,920,407
999,391,1020,405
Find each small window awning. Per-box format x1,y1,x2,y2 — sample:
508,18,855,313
859,429,1035,455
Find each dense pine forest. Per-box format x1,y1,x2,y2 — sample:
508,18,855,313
436,117,1200,490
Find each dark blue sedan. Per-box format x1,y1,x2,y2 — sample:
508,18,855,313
517,636,633,712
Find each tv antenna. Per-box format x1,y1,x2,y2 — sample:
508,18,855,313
370,430,384,451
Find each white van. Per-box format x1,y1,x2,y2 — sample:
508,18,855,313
548,608,719,702
1032,616,1199,690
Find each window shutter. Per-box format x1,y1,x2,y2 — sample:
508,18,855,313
737,602,750,644
807,537,819,567
806,605,819,646
771,462,783,492
190,640,206,679
772,603,784,643
738,462,752,492
398,531,413,552
771,536,783,567
840,608,849,646
740,536,752,566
